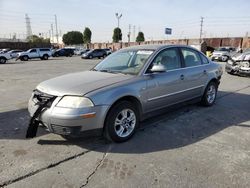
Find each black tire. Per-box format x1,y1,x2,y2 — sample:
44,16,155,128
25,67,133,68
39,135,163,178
22,56,29,61
89,55,93,59
103,54,107,58
201,81,218,106
0,57,7,64
43,54,49,60
104,101,139,142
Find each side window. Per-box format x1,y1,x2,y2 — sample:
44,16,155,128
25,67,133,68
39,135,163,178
150,48,181,71
181,48,201,67
200,53,209,64
30,49,37,53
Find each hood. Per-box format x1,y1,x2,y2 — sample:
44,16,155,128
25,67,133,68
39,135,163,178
37,71,134,96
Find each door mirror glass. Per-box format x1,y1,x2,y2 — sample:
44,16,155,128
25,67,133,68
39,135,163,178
150,64,166,73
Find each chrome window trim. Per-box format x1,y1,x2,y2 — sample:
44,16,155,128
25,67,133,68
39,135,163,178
147,85,204,102
143,63,209,76
141,46,210,76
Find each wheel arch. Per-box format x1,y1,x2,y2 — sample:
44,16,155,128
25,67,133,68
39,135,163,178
102,95,143,131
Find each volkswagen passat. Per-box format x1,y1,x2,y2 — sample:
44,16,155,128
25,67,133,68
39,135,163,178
28,45,223,142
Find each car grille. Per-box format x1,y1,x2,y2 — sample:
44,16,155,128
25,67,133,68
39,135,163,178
32,89,56,107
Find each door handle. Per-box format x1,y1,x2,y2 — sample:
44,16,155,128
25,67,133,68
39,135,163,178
180,74,184,80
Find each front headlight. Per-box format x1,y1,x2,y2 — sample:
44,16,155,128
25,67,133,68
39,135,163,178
56,96,94,108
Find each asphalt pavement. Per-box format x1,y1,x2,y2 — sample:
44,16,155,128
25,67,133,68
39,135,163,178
0,56,249,188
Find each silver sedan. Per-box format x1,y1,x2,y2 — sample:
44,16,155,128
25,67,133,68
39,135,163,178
27,45,223,142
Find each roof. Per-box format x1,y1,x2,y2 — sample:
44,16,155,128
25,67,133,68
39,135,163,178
119,44,190,52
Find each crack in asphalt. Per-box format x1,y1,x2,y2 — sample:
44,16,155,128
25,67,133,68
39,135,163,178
80,144,112,187
0,148,94,187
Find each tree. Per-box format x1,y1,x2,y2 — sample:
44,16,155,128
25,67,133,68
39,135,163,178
62,31,83,45
83,27,92,44
27,35,50,44
112,27,122,42
136,32,145,42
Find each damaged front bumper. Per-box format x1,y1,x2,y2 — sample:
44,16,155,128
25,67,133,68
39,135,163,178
225,60,250,76
27,90,109,137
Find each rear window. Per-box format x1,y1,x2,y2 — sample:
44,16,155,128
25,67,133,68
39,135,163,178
40,49,50,51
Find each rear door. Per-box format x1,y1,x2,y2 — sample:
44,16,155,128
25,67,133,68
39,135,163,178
145,47,186,112
180,47,209,98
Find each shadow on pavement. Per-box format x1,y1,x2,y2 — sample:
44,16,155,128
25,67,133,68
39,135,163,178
1,90,250,154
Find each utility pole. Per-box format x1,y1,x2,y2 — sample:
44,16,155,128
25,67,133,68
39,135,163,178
133,25,136,42
127,24,131,42
25,14,32,39
51,23,54,43
199,16,204,43
115,13,122,28
54,14,59,44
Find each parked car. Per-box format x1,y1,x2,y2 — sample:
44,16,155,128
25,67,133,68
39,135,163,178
74,48,89,55
81,49,107,59
75,49,90,56
0,52,12,64
0,48,10,54
7,49,23,58
211,47,236,62
103,48,112,55
225,51,250,76
52,48,75,57
27,45,223,142
17,48,52,61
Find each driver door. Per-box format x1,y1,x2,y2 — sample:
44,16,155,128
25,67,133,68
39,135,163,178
144,47,186,112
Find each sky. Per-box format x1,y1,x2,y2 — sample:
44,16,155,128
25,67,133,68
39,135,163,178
0,0,250,42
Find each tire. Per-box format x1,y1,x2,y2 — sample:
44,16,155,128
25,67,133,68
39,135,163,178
103,54,107,58
201,81,218,106
22,56,29,61
0,57,7,64
104,101,139,142
221,56,229,62
89,55,93,59
43,54,49,60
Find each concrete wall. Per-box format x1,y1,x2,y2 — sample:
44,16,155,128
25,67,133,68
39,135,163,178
90,37,250,51
0,42,51,50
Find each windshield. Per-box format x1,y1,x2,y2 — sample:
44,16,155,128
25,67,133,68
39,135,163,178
93,50,154,75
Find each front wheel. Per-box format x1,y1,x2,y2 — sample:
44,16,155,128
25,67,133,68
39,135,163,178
221,56,229,62
201,82,218,106
22,56,29,61
0,57,7,64
104,101,139,142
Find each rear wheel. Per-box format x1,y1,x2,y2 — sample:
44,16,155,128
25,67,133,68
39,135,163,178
201,81,218,106
104,101,139,142
43,54,49,60
0,57,7,64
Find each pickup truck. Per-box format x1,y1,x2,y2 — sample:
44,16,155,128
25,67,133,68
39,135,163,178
0,52,11,64
17,48,52,61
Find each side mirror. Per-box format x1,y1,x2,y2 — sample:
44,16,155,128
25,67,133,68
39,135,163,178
150,64,166,73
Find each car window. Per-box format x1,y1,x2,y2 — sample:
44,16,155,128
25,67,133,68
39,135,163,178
94,50,154,75
30,49,37,53
200,53,209,64
150,48,181,71
181,48,201,67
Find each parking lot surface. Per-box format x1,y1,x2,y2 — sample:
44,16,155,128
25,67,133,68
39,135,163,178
0,56,250,188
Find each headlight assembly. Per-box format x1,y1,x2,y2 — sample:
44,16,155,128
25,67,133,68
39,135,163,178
56,96,94,108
